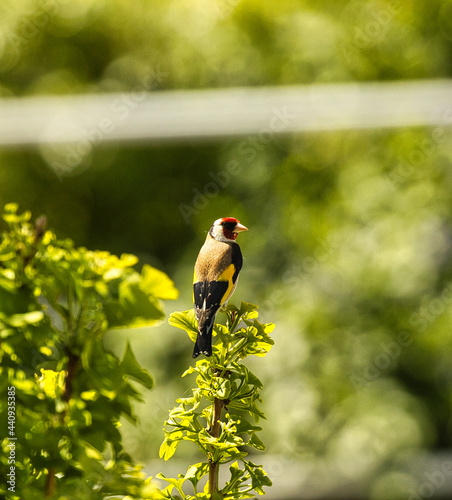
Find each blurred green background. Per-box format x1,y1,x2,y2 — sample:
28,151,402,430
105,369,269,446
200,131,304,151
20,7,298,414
2,0,452,498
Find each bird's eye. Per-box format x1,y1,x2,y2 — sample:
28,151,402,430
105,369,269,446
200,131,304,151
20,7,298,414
221,221,236,230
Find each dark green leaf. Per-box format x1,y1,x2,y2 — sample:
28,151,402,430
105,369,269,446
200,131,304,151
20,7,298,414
121,342,154,389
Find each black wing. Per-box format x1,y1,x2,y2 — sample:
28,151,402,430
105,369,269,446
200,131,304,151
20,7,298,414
230,242,243,283
193,280,228,357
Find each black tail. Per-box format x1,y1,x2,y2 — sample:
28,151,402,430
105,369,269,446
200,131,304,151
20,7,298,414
192,322,213,358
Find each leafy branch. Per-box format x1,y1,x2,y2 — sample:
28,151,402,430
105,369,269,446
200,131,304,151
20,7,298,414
158,302,274,499
0,204,178,499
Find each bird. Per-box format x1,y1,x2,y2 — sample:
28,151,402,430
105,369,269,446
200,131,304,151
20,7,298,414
192,217,248,358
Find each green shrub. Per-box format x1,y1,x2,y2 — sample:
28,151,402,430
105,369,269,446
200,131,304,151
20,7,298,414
0,204,177,499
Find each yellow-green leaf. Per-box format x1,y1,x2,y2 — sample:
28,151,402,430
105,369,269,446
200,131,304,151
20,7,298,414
5,310,44,327
159,438,179,461
168,309,197,342
140,264,179,300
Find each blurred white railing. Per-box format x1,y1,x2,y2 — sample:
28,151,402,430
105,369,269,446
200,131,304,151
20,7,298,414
1,80,452,146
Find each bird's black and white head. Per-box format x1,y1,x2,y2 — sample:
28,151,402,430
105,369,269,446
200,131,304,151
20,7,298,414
209,217,248,242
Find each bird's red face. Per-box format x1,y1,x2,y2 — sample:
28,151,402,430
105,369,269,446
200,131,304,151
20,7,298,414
210,217,248,242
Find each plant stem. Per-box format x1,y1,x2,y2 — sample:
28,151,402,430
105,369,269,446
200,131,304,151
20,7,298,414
45,467,55,497
45,350,79,497
209,396,224,497
23,215,47,267
63,350,79,403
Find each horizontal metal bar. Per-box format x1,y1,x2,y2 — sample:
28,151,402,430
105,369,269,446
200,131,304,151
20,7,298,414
1,80,452,147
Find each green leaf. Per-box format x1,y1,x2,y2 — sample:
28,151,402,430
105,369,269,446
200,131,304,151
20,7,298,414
182,365,197,377
168,309,197,342
222,461,248,495
238,301,259,317
121,342,154,389
80,390,99,401
244,461,272,494
1,310,44,327
212,376,232,399
155,473,186,498
159,436,180,461
248,433,266,451
105,274,165,328
141,264,179,300
184,462,209,488
81,432,107,453
244,368,263,389
233,416,262,436
0,269,17,292
3,202,19,214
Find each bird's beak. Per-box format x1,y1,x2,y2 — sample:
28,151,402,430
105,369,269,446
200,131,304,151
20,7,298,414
234,223,248,233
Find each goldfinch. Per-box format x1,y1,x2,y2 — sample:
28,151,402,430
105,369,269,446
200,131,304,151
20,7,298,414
193,217,248,358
